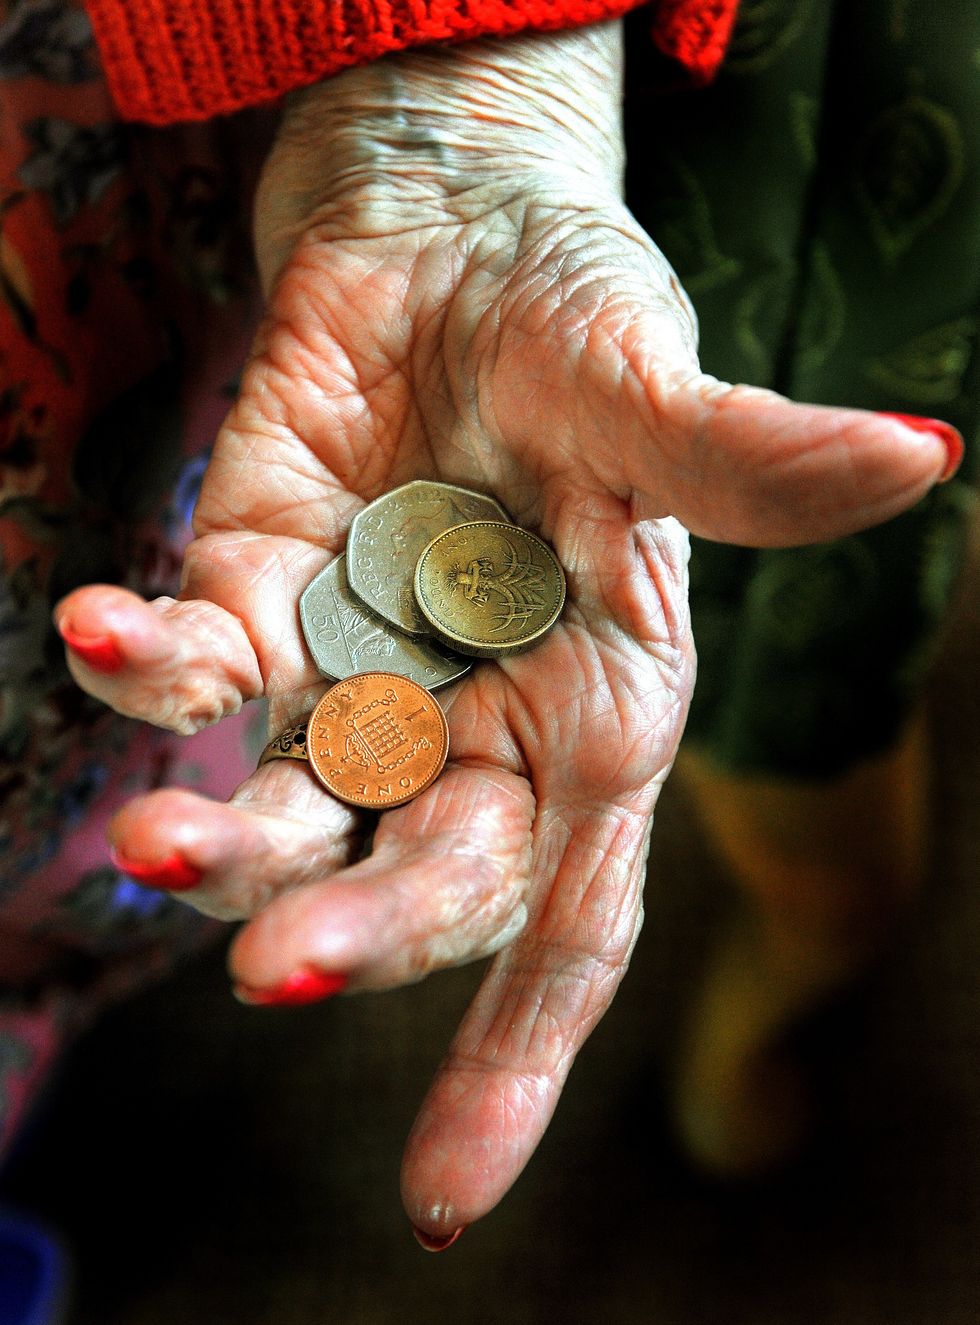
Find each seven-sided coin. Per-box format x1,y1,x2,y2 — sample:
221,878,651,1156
300,554,470,690
347,481,510,636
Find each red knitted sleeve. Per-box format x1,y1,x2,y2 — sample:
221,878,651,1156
652,0,739,85
83,0,740,124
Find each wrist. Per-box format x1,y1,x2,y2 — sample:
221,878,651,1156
256,24,624,267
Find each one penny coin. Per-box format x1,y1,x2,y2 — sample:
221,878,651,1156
414,521,566,657
306,673,449,809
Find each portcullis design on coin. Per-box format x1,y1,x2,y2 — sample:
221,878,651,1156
306,673,449,809
300,555,470,691
413,521,566,657
346,481,511,636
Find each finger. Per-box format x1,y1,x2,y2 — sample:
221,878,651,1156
53,523,331,733
400,797,652,1238
53,583,264,735
608,307,961,543
537,285,959,545
107,764,362,921
644,377,962,546
486,235,959,547
227,762,534,995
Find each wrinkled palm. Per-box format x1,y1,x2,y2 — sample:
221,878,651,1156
56,30,951,1235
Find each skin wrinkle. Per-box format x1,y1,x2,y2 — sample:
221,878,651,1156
595,559,691,676
537,797,652,899
591,288,695,405
464,902,530,963
481,952,617,1084
196,454,353,540
393,855,517,946
516,622,677,797
175,532,269,588
115,779,346,895
258,811,532,985
447,757,533,813
603,671,687,784
376,787,524,862
177,539,307,698
461,975,567,1080
444,1047,554,1108
507,940,642,1059
660,375,925,544
268,296,397,423
537,846,635,953
566,679,642,788
630,523,693,656
266,283,382,404
214,446,353,534
183,535,293,609
490,279,643,482
210,372,362,511
589,621,682,718
411,903,523,980
274,39,623,242
555,495,688,655
144,598,263,714
228,792,356,841
301,98,617,196
414,307,479,449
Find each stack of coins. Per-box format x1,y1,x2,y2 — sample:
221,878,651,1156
293,480,565,809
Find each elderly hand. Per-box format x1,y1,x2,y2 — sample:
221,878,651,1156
54,22,955,1243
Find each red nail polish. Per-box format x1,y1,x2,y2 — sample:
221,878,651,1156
110,848,203,892
59,622,124,674
234,969,348,1007
412,1225,466,1253
879,413,965,482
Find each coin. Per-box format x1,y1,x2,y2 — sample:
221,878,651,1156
300,555,470,691
347,481,511,636
413,521,566,657
306,673,449,809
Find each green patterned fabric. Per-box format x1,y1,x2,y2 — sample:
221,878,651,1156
625,0,980,777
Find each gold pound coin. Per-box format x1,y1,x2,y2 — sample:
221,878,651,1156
306,673,449,809
413,521,565,657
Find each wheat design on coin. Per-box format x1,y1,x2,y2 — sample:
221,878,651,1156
414,522,565,657
306,673,449,809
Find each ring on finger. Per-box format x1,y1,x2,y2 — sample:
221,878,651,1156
258,719,310,767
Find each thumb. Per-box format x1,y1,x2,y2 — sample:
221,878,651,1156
610,318,961,546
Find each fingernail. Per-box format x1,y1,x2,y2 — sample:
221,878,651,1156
233,969,348,1007
59,621,125,673
879,413,965,482
412,1225,466,1253
110,848,203,892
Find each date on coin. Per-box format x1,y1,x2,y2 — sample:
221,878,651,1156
306,673,449,809
414,521,565,657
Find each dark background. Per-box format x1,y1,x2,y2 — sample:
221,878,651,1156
5,526,980,1325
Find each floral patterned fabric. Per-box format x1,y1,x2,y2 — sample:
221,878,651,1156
0,0,265,1161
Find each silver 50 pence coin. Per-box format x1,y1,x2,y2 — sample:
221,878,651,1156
300,554,470,691
347,480,511,636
